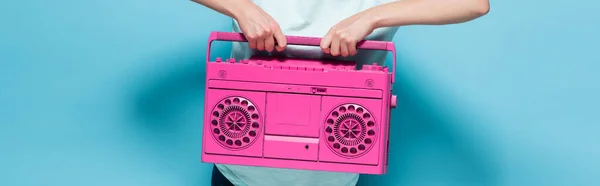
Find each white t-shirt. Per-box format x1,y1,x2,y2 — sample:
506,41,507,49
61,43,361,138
218,0,398,185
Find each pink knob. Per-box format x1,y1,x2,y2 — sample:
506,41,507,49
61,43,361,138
243,59,249,64
390,95,397,108
216,57,222,62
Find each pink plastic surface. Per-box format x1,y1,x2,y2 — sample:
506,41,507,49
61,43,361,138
201,31,397,174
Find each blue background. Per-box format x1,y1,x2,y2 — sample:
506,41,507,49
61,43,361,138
1,0,598,186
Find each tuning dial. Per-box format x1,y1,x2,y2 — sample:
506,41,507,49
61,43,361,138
390,95,397,108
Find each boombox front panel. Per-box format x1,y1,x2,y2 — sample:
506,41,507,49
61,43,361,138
202,75,393,174
202,87,389,174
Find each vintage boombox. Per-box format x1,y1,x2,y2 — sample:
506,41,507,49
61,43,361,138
201,31,397,174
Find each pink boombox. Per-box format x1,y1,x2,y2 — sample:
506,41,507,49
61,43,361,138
201,32,397,174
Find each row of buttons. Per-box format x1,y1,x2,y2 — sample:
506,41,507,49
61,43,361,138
362,63,389,72
215,57,250,64
215,58,279,67
214,58,388,72
269,65,325,71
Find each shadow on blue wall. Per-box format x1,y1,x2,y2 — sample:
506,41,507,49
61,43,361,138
124,41,231,185
357,53,498,185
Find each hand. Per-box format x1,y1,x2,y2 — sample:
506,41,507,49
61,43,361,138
234,3,287,52
320,12,376,57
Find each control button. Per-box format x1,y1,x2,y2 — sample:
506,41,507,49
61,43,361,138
362,63,387,72
242,59,249,64
216,57,222,62
390,95,397,108
371,63,384,71
228,58,236,63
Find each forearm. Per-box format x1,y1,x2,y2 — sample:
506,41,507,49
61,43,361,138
191,0,253,19
365,0,490,28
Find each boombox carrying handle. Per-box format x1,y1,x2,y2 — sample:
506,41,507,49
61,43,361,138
206,31,397,83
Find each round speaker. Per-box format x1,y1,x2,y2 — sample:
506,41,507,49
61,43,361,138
209,96,262,150
324,104,377,158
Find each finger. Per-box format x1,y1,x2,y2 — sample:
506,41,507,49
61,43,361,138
330,35,340,56
249,39,258,49
348,40,357,56
273,29,287,52
256,35,265,51
246,33,258,49
320,31,333,54
265,34,275,52
341,41,349,57
244,33,256,49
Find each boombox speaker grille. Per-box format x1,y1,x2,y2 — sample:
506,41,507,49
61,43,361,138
324,104,377,158
210,96,262,150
